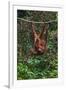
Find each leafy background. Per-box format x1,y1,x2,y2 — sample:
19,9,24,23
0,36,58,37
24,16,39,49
17,10,58,80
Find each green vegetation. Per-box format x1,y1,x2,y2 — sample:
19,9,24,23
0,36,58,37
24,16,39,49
17,10,58,80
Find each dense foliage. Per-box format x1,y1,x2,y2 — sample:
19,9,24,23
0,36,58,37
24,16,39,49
17,10,58,79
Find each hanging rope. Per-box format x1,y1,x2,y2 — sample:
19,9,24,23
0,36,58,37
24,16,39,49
17,18,57,24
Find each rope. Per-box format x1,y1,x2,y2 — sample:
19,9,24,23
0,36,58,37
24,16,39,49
17,17,57,24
